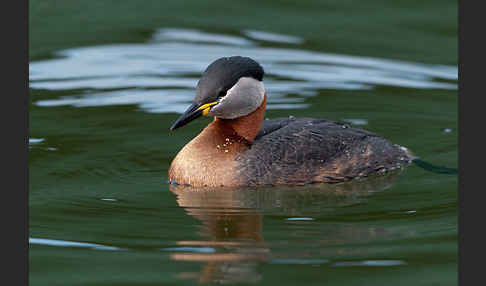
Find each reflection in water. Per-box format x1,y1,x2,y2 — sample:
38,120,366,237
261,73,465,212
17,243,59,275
29,28,457,115
243,30,305,44
29,138,44,144
29,237,121,251
169,172,403,284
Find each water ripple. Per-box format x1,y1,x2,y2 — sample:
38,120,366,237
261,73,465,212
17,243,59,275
29,28,458,114
332,260,407,267
29,237,121,251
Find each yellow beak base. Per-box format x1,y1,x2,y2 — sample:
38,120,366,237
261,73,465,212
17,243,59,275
197,102,218,116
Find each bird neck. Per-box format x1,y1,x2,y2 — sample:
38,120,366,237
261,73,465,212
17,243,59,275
214,93,267,144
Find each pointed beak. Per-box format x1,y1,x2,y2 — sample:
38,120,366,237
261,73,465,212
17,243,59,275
170,101,218,130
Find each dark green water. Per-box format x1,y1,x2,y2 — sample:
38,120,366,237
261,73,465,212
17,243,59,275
29,1,457,285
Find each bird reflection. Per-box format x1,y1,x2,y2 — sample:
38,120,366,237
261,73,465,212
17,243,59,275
169,171,403,284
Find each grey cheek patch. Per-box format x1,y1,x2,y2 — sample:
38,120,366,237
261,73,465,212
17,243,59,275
209,77,265,119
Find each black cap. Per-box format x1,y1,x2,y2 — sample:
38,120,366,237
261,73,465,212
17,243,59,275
195,56,264,105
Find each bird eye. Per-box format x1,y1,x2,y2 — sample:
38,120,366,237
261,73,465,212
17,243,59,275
218,90,227,99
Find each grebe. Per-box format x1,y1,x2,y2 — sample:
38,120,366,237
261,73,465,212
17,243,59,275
168,56,412,187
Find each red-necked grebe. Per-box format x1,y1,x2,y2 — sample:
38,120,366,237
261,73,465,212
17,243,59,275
169,56,412,187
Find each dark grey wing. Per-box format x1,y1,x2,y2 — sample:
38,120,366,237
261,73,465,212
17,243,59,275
254,117,296,140
236,117,410,186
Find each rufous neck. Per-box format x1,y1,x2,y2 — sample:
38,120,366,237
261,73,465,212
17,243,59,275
214,93,267,144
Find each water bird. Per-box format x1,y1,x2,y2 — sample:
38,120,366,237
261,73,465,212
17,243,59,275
169,56,412,187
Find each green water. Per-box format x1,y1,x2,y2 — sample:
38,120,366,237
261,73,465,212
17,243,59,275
29,1,457,285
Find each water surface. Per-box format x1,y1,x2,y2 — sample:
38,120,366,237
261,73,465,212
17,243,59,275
30,28,456,114
29,22,457,286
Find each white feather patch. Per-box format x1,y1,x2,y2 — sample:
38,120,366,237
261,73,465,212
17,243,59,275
209,77,265,119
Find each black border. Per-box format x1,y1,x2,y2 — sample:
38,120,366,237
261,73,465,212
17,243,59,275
458,0,482,285
4,0,29,285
